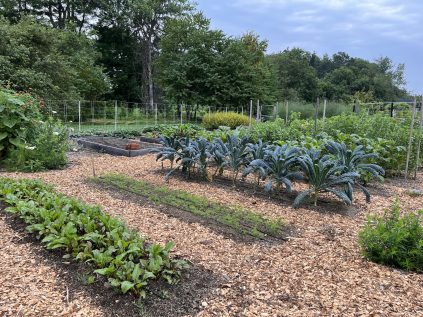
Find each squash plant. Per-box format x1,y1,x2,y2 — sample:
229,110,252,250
0,88,42,158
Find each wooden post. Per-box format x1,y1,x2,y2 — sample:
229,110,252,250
78,100,81,132
249,99,253,128
323,99,327,122
241,106,244,116
114,100,117,131
314,97,320,136
285,100,289,124
180,103,183,124
414,96,423,179
405,97,417,179
256,100,260,121
275,101,279,119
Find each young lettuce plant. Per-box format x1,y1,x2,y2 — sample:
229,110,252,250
326,141,385,203
294,149,359,207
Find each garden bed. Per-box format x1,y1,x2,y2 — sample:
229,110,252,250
77,136,161,157
1,153,423,316
0,202,220,317
89,174,291,243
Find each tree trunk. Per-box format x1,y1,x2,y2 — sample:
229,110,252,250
141,39,155,110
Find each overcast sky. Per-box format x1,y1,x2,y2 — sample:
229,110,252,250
197,0,423,94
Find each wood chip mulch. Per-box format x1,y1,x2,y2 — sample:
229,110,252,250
1,152,423,316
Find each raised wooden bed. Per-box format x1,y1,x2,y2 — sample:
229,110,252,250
77,136,161,157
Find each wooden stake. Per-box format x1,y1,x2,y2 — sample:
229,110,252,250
405,97,417,179
414,96,423,179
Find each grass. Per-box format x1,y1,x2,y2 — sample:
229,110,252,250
90,173,286,240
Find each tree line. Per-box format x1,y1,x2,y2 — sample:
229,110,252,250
0,0,408,107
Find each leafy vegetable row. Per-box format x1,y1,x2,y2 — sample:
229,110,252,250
0,178,186,298
154,136,384,207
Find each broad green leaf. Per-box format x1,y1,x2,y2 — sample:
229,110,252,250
120,281,135,294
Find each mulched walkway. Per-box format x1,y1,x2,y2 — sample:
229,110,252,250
1,152,423,316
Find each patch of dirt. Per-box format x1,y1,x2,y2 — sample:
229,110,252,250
0,203,220,317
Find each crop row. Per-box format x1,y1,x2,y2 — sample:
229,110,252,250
0,178,186,298
155,136,385,207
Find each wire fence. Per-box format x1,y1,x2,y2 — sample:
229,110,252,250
44,98,423,133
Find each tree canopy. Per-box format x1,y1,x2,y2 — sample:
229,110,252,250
0,0,410,105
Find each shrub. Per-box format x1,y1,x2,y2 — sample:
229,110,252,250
6,118,69,172
359,203,423,272
0,87,42,158
0,178,186,297
203,112,250,130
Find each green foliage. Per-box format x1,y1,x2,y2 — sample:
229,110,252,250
203,112,250,130
246,145,302,192
267,49,406,102
156,134,378,207
142,124,202,139
359,203,423,272
0,17,109,100
6,117,69,172
0,178,186,297
326,141,385,202
0,87,42,157
242,113,418,174
157,14,277,107
92,173,286,240
294,149,359,207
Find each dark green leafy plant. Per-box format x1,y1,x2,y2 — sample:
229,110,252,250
0,178,186,298
6,117,69,172
0,87,42,158
326,141,385,203
261,145,302,192
359,203,423,272
224,136,250,184
294,149,359,207
155,135,180,168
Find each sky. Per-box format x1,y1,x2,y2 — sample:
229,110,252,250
196,0,423,94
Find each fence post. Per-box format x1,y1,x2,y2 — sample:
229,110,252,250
114,100,118,131
155,103,158,125
276,102,279,119
323,99,327,122
414,96,423,179
78,100,81,132
256,100,260,121
249,99,253,128
180,103,183,124
314,97,320,137
405,97,417,179
285,100,289,124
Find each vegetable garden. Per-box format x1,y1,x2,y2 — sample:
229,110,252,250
1,88,423,316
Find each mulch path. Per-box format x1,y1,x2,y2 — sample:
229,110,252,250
1,151,423,316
